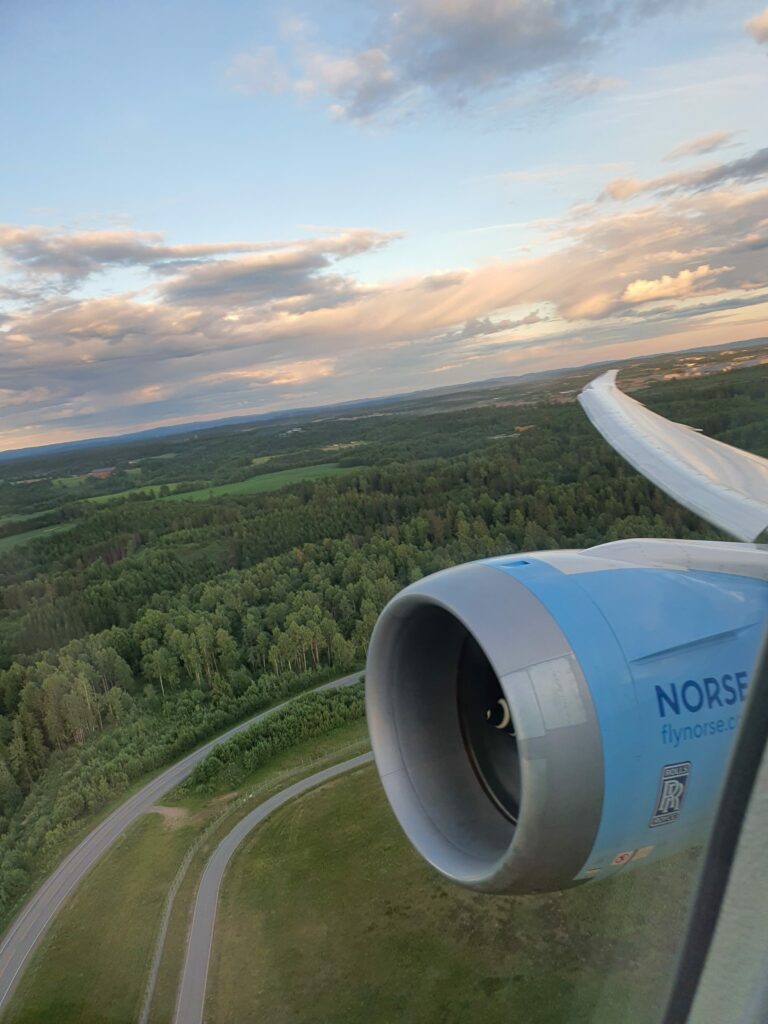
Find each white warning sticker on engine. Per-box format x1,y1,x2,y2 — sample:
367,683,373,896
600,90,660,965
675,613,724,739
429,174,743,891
529,656,588,729
633,845,654,860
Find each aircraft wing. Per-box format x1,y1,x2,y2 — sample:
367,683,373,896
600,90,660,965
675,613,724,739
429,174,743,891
578,370,768,542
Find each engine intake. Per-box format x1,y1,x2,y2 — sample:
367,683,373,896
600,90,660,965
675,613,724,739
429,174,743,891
365,542,768,894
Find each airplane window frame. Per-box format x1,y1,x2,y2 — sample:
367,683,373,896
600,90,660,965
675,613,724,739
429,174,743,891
662,631,768,1024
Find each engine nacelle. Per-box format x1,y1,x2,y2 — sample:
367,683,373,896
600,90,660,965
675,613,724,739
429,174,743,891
365,539,768,894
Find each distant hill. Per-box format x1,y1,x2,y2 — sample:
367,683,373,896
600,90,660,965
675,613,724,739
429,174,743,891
1,335,765,463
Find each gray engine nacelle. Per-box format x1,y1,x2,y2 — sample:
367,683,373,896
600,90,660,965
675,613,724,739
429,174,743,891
365,541,768,894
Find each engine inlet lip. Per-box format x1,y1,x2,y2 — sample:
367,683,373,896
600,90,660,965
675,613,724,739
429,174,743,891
366,560,605,893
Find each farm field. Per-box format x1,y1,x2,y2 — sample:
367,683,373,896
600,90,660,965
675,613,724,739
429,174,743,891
164,462,347,501
85,482,182,504
72,463,348,507
54,468,140,488
0,522,76,553
0,509,55,527
55,463,345,506
52,474,91,489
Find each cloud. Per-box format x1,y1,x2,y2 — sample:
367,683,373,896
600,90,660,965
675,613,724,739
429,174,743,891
224,47,291,95
0,386,52,407
0,226,399,306
2,174,768,450
622,264,730,303
631,289,768,323
160,228,397,308
461,310,545,338
296,48,402,120
746,7,768,45
601,146,768,200
663,131,736,161
494,161,627,184
563,292,615,319
550,72,625,98
238,1,678,121
205,358,335,387
0,225,300,286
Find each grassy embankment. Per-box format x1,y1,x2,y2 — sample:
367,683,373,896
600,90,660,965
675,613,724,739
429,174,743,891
3,717,371,1024
209,768,699,1024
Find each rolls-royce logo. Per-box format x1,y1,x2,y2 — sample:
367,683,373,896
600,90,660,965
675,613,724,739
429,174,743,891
650,762,691,827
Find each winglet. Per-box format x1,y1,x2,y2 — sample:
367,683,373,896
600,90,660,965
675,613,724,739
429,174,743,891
578,371,768,542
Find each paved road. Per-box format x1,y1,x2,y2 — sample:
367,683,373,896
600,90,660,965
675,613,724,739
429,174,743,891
0,672,362,1014
174,752,373,1024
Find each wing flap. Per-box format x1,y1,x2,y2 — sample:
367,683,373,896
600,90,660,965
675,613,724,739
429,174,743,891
578,370,768,542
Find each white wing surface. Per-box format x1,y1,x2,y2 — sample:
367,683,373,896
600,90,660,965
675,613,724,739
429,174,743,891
578,370,768,542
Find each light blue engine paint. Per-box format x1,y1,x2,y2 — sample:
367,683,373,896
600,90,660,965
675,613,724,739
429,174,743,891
493,557,768,882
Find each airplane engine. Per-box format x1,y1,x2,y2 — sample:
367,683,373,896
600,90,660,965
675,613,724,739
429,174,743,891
365,539,768,894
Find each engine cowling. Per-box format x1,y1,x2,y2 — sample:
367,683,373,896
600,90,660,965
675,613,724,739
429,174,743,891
365,539,768,894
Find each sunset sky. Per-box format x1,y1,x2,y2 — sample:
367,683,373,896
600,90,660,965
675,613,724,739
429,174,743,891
1,0,767,452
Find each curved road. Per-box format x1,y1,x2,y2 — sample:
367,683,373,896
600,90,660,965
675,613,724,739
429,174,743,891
174,752,373,1024
0,672,362,1013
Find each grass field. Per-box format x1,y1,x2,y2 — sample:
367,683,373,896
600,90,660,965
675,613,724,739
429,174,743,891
3,719,371,1024
85,482,181,504
321,441,365,452
165,463,347,501
0,508,56,527
53,473,92,488
19,463,348,512
54,467,141,490
4,814,191,1024
210,767,699,1024
52,474,84,488
0,522,75,553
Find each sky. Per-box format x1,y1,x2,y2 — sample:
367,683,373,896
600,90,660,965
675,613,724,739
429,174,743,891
1,0,767,452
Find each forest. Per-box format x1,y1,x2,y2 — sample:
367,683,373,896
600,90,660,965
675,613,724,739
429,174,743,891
179,683,366,796
0,359,765,927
